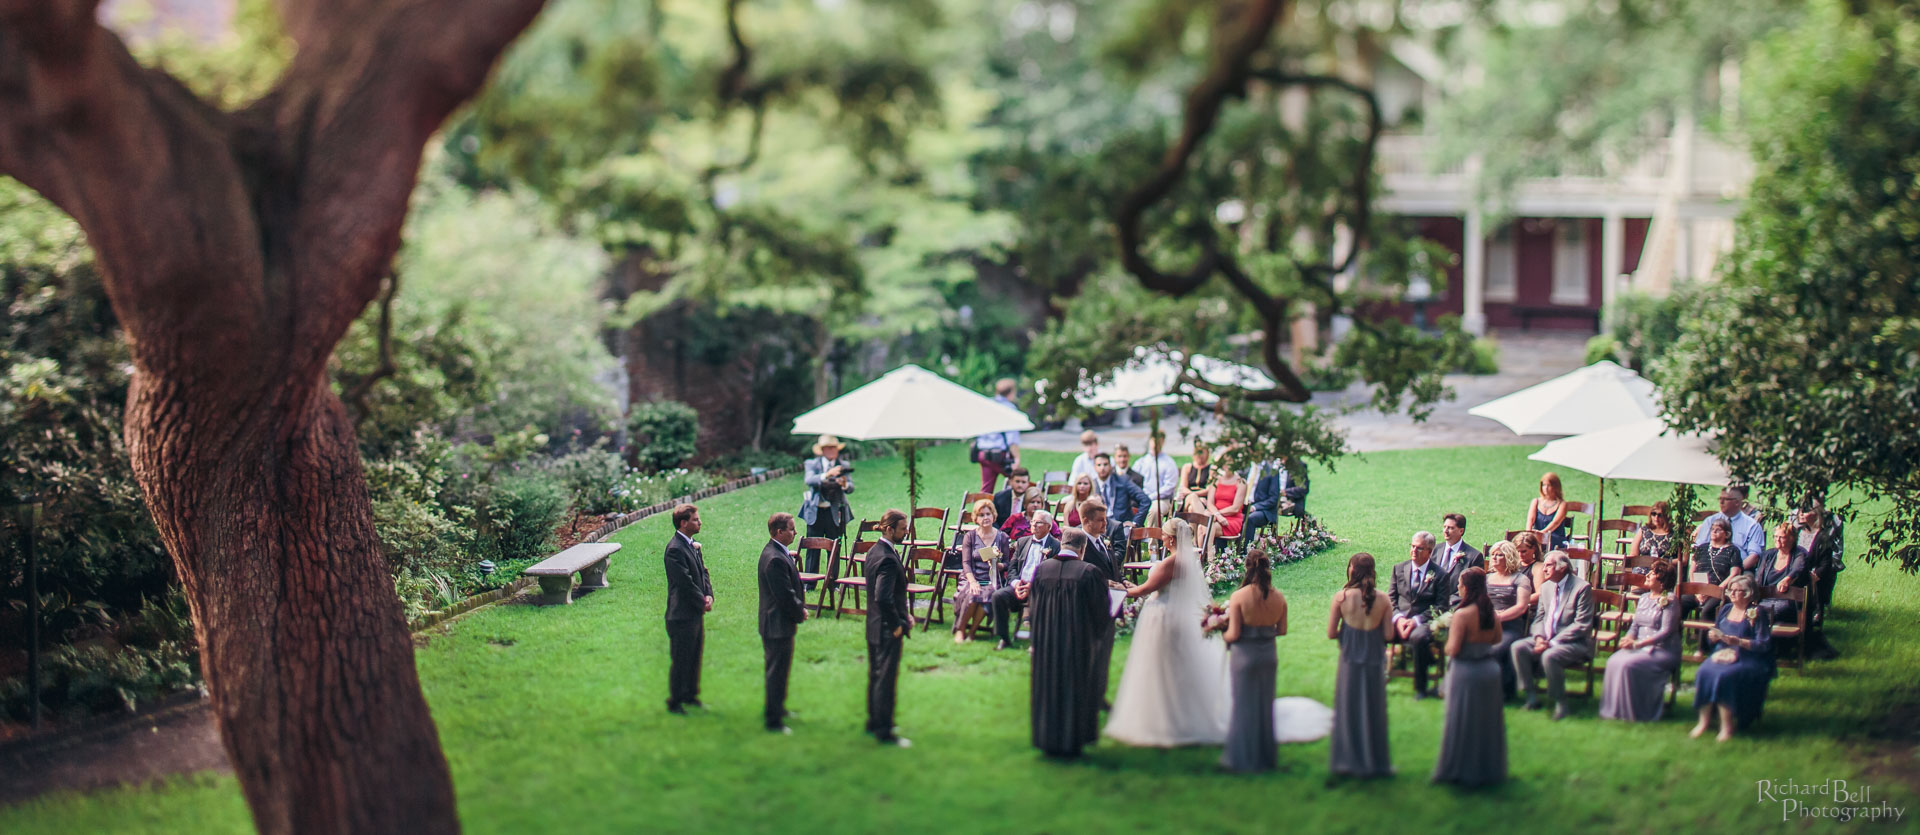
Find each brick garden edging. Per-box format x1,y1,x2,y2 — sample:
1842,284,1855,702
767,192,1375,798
407,466,795,633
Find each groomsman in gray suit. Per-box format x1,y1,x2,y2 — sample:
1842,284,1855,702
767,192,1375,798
1513,550,1595,720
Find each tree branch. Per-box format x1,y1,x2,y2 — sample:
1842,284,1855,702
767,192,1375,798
1113,0,1285,297
343,271,401,427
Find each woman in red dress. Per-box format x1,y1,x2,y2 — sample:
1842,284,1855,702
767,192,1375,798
1203,467,1248,553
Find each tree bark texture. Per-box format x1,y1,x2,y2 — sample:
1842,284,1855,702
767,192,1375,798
0,1,548,831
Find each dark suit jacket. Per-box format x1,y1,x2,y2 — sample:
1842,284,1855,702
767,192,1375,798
1389,559,1446,623
1007,534,1061,584
758,539,806,640
993,488,1020,527
1434,540,1484,607
1081,534,1118,585
664,533,712,622
1124,470,1145,489
1250,473,1281,516
1093,475,1151,526
865,540,911,643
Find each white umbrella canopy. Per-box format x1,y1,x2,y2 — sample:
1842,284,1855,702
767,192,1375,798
1079,347,1276,410
1528,418,1731,486
791,363,1033,441
1468,360,1659,436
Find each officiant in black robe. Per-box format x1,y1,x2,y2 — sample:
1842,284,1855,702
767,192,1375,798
1029,529,1112,757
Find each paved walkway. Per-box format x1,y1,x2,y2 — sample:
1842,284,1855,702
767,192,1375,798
1021,330,1590,455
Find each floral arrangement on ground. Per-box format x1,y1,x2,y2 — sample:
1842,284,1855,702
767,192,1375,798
1205,515,1342,596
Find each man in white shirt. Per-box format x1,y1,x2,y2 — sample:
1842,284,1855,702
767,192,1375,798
1389,531,1445,698
1693,486,1767,569
1129,431,1179,529
1067,430,1101,483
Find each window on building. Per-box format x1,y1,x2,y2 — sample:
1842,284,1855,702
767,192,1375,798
1485,223,1517,303
1552,219,1590,306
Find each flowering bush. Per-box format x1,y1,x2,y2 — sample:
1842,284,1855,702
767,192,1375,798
608,467,717,513
1208,515,1343,595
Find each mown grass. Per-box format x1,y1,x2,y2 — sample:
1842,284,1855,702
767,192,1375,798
4,443,1916,834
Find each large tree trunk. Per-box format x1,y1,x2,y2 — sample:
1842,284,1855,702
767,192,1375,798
0,2,549,831
129,373,455,832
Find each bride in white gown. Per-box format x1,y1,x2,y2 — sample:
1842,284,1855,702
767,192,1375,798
1104,518,1335,748
1104,518,1230,746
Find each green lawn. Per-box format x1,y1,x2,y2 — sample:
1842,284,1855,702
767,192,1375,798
5,443,1917,833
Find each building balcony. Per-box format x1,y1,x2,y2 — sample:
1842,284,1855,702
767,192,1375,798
1375,131,1753,218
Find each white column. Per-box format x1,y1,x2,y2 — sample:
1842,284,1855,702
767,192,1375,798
1462,210,1487,336
1601,210,1624,328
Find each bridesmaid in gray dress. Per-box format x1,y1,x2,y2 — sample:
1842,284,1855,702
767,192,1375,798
1328,553,1393,779
1219,549,1288,773
1599,559,1682,721
1432,568,1507,787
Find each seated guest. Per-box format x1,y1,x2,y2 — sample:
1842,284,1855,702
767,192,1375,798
1754,522,1808,627
1629,501,1678,561
1599,559,1682,722
1693,486,1766,570
1796,496,1844,659
1688,517,1744,655
1132,432,1180,528
1484,542,1534,700
1691,575,1775,741
1068,430,1101,483
954,499,1009,644
1511,531,1546,609
1389,532,1446,699
1199,465,1248,553
1001,488,1047,540
1176,441,1216,514
1054,473,1095,529
1244,459,1282,535
1433,513,1484,607
1511,550,1594,721
1525,472,1573,550
993,511,1059,650
1091,452,1150,527
992,467,1033,526
1112,445,1146,489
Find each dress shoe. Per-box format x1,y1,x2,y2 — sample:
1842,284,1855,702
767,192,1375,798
1551,703,1569,721
687,699,706,709
995,640,1011,651
1523,696,1541,711
667,703,687,715
767,725,793,735
1413,689,1433,701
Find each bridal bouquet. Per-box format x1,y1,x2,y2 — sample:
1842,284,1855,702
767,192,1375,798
1200,602,1228,638
1710,648,1740,665
1428,610,1454,643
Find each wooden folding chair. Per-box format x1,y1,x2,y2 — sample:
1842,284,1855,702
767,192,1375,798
1592,519,1638,584
949,492,993,537
1042,470,1068,487
1767,586,1810,671
1123,526,1163,583
796,537,837,613
905,547,945,631
1562,546,1598,584
906,506,949,551
1619,505,1654,523
1677,581,1726,664
1045,482,1071,497
1562,501,1593,550
833,539,878,618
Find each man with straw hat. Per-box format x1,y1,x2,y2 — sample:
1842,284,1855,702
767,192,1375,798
799,435,855,582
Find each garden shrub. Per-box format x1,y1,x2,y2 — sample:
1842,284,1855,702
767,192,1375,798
488,474,569,563
626,400,699,472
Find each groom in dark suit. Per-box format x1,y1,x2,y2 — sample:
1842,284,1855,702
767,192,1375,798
1434,513,1484,607
664,504,712,714
759,513,808,733
866,509,913,747
1389,531,1445,699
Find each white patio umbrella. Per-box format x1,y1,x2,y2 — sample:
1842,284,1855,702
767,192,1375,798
1528,417,1730,560
1078,346,1276,410
792,364,1033,510
1468,360,1659,436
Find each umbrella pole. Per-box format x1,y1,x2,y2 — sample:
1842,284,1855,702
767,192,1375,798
1593,478,1606,583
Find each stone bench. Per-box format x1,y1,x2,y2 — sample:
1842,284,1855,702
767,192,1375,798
523,542,621,605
